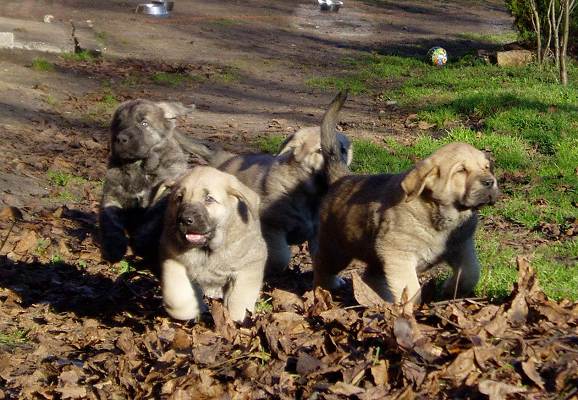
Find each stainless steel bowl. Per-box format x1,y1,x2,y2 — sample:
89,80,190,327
152,0,174,11
318,0,343,12
135,3,169,16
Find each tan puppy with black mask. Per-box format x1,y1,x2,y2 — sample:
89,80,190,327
178,112,353,274
159,166,266,322
314,94,499,303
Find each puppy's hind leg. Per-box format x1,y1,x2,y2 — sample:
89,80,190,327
99,205,129,263
263,229,292,274
162,259,205,320
442,237,481,299
313,240,351,291
224,262,264,322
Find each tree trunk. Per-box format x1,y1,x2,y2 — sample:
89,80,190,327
543,0,554,63
529,0,543,64
559,0,575,86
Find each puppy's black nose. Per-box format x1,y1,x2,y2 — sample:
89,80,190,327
179,216,194,226
116,135,129,145
481,177,494,188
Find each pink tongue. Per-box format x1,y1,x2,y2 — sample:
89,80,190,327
185,233,205,243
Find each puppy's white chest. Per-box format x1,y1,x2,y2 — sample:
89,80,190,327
177,250,232,289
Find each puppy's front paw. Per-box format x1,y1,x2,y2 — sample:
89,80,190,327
164,302,204,321
101,236,129,263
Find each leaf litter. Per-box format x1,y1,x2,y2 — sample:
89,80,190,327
1,211,576,400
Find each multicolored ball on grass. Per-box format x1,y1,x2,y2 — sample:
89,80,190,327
427,46,448,67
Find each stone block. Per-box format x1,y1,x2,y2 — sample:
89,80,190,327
0,32,14,48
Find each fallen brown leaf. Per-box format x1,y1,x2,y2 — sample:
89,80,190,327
352,272,386,308
478,379,525,400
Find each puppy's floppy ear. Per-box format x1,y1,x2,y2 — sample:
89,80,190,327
401,158,437,202
156,102,196,119
226,176,260,223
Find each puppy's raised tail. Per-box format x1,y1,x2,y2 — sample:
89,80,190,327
321,90,349,185
174,132,235,166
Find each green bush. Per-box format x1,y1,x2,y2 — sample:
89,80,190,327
505,0,578,48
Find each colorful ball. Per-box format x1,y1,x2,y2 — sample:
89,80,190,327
427,47,448,67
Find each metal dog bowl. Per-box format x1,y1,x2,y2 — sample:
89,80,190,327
135,2,169,16
318,0,343,12
152,0,174,11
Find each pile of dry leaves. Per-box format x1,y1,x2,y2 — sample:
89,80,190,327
0,205,577,399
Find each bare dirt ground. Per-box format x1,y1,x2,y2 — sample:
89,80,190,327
2,1,576,399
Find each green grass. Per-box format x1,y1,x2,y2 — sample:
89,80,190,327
306,54,422,94
456,31,519,44
152,72,189,87
0,329,28,348
47,170,88,203
117,260,135,275
254,297,273,315
47,170,84,187
31,58,55,72
256,135,285,154
61,50,96,62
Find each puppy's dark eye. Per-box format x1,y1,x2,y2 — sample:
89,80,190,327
316,148,322,154
175,191,184,202
140,120,149,127
205,194,217,204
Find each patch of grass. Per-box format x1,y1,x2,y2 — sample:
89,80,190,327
475,228,519,300
61,50,96,62
117,260,135,275
43,94,58,106
306,55,424,95
213,67,241,84
206,18,244,27
475,227,578,301
255,134,285,154
47,171,87,187
47,171,87,203
417,108,459,129
306,76,370,95
254,297,273,315
31,58,54,72
34,238,50,256
457,31,519,44
120,75,143,88
350,139,412,174
50,254,63,265
534,240,578,300
152,72,189,87
0,329,28,348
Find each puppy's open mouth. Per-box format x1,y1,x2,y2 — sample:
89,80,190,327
182,230,214,246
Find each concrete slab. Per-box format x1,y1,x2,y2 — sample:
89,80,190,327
0,32,14,48
0,16,102,54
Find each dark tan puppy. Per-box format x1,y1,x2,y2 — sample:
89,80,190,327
159,166,266,322
315,101,499,303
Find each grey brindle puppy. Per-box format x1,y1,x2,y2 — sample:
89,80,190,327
99,99,195,264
